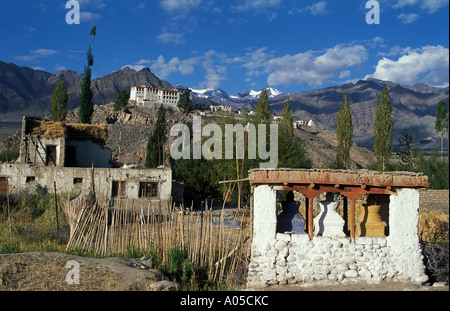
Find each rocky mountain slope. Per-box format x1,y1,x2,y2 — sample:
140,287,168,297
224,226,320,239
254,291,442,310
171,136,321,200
0,61,172,119
240,78,449,148
1,61,448,149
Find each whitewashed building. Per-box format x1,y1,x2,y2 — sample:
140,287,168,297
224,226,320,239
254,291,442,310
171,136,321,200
129,85,182,109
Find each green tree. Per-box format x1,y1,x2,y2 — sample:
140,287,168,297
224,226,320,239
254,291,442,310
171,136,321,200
373,86,394,172
397,129,418,171
178,89,193,114
255,89,272,124
79,26,96,124
435,100,449,159
114,90,128,111
336,93,354,169
50,78,68,122
277,99,311,169
417,152,449,190
145,105,169,168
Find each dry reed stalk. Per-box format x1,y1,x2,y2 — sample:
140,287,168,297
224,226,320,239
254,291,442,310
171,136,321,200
77,201,98,250
68,199,91,250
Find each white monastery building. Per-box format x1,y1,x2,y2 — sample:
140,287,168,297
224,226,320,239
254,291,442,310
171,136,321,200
129,85,182,109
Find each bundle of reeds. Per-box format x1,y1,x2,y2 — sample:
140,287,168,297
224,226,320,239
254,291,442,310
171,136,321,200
62,195,251,288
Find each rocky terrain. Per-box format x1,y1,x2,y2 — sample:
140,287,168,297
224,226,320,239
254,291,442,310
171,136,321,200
0,61,174,119
1,61,448,149
0,252,179,291
1,252,447,291
0,102,377,169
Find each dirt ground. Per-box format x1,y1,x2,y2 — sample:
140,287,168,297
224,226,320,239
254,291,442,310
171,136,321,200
0,252,179,291
0,252,448,292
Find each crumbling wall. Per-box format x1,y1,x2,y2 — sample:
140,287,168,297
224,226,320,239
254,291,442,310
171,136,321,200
0,163,172,203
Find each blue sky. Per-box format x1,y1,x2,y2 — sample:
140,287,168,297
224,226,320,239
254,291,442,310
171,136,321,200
0,0,448,94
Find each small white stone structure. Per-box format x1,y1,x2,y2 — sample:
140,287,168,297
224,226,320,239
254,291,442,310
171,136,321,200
247,169,430,287
314,193,345,238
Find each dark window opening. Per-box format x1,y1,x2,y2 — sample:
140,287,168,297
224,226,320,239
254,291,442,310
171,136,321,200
26,176,36,183
112,181,127,198
139,182,158,198
46,145,57,166
73,178,83,185
65,146,77,167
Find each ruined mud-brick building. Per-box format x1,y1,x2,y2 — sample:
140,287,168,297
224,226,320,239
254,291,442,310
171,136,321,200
247,169,430,287
0,117,172,204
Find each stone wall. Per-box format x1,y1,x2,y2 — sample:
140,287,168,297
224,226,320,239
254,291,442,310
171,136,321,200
419,189,449,214
247,186,428,288
0,163,172,204
248,235,408,286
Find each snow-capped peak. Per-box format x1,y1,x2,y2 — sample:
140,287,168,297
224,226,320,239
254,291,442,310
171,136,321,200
239,88,283,99
190,87,284,106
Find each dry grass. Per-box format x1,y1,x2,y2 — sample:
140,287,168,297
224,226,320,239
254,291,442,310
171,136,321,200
30,120,107,141
419,210,449,243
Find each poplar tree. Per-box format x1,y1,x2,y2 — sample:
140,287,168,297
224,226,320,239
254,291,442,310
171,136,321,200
50,78,68,122
178,89,192,114
145,105,168,168
114,90,128,111
279,98,293,143
79,26,96,124
336,93,353,169
277,98,311,169
397,129,418,171
435,100,449,160
255,89,272,124
373,86,394,172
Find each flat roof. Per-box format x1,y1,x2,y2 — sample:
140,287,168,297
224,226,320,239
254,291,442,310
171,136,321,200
248,168,429,188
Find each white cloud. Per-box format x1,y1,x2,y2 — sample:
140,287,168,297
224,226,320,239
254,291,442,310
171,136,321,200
289,1,328,15
238,44,368,87
391,0,448,13
160,0,202,13
55,65,68,71
14,49,59,62
339,70,351,79
156,32,185,45
422,0,449,13
368,45,449,86
32,66,46,71
77,0,106,10
235,0,282,12
151,55,198,79
31,49,59,57
80,12,102,23
306,1,328,15
397,12,419,23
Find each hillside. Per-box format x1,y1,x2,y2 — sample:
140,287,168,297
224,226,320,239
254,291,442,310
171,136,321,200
0,61,173,119
0,61,448,150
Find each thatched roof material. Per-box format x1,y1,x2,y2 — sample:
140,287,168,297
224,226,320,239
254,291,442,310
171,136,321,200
29,120,108,142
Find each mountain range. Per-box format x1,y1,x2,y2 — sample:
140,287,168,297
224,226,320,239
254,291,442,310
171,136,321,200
0,60,448,148
190,87,282,104
0,61,172,118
